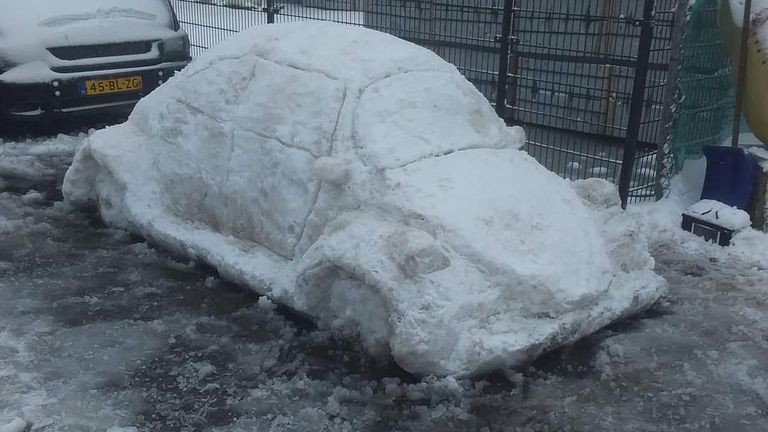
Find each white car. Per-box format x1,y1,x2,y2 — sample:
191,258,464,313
0,0,190,120
63,22,666,377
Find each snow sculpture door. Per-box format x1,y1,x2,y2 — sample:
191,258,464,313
227,57,346,259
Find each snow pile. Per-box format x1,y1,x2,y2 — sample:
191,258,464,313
0,0,172,42
0,134,84,181
0,133,86,263
63,22,666,377
0,418,28,432
629,157,768,270
683,199,752,230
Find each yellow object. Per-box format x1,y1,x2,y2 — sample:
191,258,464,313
82,76,143,96
720,0,768,149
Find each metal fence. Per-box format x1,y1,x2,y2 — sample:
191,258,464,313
506,0,684,204
671,0,735,171
170,0,685,206
173,0,507,102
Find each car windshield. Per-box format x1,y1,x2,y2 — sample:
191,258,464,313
354,70,512,169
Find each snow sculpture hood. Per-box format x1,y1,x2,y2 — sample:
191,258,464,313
63,21,667,377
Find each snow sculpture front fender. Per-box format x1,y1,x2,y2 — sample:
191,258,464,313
295,214,459,373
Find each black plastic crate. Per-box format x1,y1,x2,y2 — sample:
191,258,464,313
681,213,735,246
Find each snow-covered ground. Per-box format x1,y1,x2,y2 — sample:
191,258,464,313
2,127,768,431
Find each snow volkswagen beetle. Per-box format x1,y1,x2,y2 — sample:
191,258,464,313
0,0,190,120
63,22,667,377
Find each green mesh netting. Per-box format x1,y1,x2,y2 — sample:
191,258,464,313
671,0,735,173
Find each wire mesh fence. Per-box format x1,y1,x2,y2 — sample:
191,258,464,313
671,0,735,172
507,0,680,204
172,0,505,102
169,0,685,205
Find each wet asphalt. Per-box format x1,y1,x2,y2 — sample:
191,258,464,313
1,122,767,432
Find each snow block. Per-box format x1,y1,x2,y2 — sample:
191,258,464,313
62,22,666,377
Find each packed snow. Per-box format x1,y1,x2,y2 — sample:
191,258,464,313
62,22,666,377
683,199,752,230
0,134,86,182
0,418,28,432
0,0,173,42
629,156,768,269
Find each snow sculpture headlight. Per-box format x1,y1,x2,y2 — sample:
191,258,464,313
387,230,451,277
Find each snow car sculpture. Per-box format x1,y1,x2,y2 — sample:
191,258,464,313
63,22,667,377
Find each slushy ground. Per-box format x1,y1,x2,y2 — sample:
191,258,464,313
1,129,767,432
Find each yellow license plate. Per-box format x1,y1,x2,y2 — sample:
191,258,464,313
83,76,143,96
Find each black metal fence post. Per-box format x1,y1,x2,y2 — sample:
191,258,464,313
495,0,514,118
264,0,281,24
618,0,656,208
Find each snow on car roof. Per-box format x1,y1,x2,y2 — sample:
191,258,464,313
172,21,516,168
0,0,172,43
0,0,169,26
0,0,178,72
